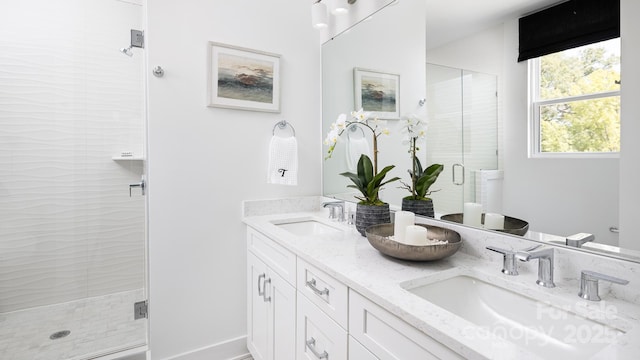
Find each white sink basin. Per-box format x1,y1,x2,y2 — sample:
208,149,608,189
272,218,342,236
403,274,624,359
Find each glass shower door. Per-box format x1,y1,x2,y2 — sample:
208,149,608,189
0,0,148,359
426,64,465,215
425,64,498,216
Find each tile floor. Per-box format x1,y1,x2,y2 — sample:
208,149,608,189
0,289,147,360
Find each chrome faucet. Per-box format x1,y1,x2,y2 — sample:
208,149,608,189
322,201,345,222
486,244,542,275
566,233,595,248
516,247,555,288
579,270,629,301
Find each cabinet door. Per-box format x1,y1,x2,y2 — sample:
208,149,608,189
297,294,347,360
247,252,269,360
268,268,296,360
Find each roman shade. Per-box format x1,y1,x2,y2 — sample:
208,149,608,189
518,0,620,62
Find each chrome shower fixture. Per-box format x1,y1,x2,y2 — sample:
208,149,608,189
120,29,144,57
120,46,134,57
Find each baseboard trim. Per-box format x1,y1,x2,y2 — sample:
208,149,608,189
159,335,250,360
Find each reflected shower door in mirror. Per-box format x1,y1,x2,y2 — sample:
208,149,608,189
425,64,498,216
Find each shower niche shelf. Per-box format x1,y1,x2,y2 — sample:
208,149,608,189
112,156,145,161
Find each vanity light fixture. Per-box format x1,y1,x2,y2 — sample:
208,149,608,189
332,0,350,15
312,0,328,28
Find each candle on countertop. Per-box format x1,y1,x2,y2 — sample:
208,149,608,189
404,225,428,245
394,211,415,242
463,202,483,227
484,212,505,230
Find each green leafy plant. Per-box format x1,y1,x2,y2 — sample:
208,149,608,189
398,114,443,200
401,156,443,200
340,154,400,206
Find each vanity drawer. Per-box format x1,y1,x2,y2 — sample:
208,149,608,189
297,258,348,329
349,335,378,360
297,293,347,360
247,227,296,286
349,290,464,360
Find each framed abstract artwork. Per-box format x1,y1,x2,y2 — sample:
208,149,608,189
208,42,281,112
354,67,400,119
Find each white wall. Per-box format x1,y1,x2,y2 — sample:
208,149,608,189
146,0,321,359
619,0,640,251
0,0,145,313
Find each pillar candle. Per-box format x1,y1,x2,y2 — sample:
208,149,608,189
394,211,415,242
463,202,483,227
404,225,428,245
484,212,505,230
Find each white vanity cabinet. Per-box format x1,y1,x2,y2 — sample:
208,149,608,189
246,225,462,360
246,229,296,360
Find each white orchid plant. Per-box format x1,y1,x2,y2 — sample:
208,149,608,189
324,109,398,206
323,109,390,174
399,114,444,201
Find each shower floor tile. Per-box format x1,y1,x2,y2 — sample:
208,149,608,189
0,289,147,360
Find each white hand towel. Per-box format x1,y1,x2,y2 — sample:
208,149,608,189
267,135,298,185
346,137,371,172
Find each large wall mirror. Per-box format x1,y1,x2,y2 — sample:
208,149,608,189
322,0,640,263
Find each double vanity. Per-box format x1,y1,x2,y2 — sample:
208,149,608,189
242,197,640,360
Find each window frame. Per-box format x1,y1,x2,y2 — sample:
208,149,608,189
528,55,621,159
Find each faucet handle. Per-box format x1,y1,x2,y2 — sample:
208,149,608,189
566,233,595,248
486,244,542,275
579,270,629,301
486,245,513,255
322,201,345,222
486,244,541,256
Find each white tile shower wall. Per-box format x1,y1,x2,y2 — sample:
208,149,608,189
0,0,145,312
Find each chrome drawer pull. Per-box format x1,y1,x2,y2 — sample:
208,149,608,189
263,278,271,302
257,274,265,297
306,337,329,359
306,279,330,297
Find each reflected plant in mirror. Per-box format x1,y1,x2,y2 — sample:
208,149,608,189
324,109,390,174
324,109,400,235
398,114,444,218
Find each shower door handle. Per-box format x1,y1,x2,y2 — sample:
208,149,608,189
129,176,145,197
452,163,465,185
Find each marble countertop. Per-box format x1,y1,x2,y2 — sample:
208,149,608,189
243,208,640,360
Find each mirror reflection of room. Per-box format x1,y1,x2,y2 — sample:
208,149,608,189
321,0,638,261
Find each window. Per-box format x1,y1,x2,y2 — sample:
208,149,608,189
530,38,620,156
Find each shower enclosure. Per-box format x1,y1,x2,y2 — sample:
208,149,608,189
425,63,499,215
0,0,148,359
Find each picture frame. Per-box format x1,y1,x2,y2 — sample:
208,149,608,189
353,68,400,119
208,42,281,112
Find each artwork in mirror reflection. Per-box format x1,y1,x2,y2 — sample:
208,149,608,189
354,68,400,119
321,0,639,262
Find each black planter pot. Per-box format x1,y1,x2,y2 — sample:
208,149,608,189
355,203,391,236
401,198,435,218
